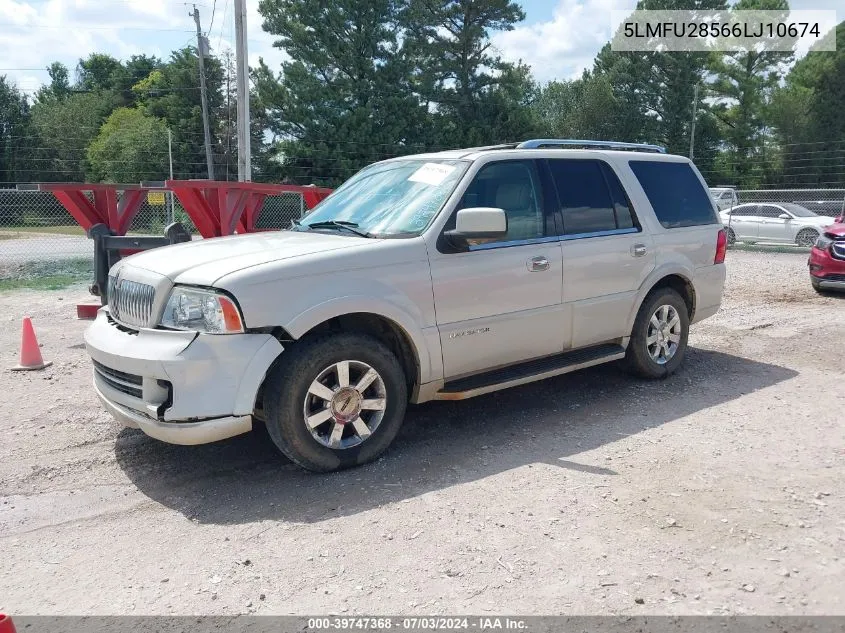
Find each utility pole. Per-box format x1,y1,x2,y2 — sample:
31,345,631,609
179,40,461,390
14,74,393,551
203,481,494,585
167,128,175,224
689,83,699,161
191,5,216,180
234,0,251,181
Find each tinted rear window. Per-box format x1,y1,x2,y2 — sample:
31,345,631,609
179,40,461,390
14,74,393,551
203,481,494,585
629,161,718,228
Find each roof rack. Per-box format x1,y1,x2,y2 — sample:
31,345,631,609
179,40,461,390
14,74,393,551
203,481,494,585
516,139,667,154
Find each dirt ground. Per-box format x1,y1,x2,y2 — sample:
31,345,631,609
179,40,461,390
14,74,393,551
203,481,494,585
1,249,843,616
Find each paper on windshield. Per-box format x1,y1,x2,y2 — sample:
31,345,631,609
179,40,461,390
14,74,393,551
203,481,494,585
408,163,455,186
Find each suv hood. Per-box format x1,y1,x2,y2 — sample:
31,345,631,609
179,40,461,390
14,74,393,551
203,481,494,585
115,230,370,283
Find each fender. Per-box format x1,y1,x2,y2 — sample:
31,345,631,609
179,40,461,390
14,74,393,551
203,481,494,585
625,262,696,332
284,295,441,385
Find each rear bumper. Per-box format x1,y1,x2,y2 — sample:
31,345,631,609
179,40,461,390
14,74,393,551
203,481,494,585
84,309,283,444
692,263,726,324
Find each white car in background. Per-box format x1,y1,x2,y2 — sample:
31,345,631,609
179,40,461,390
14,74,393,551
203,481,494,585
721,202,836,247
709,187,739,211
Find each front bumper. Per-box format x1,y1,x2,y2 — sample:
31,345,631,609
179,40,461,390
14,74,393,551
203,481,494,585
809,245,845,291
84,310,283,445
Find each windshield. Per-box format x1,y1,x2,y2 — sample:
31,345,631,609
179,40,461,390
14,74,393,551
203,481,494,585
296,159,470,237
781,203,817,217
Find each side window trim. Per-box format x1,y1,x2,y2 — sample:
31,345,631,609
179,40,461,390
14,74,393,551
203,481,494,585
544,157,641,239
439,158,555,253
599,161,642,232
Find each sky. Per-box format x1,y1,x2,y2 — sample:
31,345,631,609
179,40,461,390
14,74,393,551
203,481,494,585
0,0,840,96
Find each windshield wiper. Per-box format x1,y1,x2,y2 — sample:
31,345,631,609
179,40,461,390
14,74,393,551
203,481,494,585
302,220,374,238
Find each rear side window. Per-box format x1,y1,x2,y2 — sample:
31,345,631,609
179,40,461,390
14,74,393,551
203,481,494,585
629,161,718,228
548,159,639,235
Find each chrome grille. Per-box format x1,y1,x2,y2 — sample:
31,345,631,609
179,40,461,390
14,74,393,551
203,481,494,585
832,241,845,261
109,277,156,328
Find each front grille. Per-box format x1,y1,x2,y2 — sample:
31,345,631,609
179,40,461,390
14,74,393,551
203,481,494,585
821,273,845,282
108,276,155,328
832,241,845,261
93,360,143,399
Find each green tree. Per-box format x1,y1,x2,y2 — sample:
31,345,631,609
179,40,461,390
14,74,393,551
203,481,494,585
707,0,792,187
0,76,31,185
402,0,535,146
132,47,224,179
592,0,728,165
256,0,431,185
35,62,72,104
769,21,845,186
534,72,630,140
29,90,115,181
87,107,169,183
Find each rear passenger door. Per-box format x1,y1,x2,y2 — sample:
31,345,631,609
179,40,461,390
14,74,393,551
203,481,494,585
545,159,655,350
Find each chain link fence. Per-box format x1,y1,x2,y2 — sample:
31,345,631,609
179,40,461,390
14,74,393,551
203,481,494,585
3,184,844,284
0,188,309,283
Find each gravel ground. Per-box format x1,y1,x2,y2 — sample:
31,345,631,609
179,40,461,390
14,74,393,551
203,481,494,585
1,249,843,616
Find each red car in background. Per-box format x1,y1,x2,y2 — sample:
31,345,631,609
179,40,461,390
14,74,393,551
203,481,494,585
809,212,845,293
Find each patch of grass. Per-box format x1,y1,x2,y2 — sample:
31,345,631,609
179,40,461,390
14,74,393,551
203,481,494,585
0,232,23,241
0,257,93,293
730,243,809,255
0,274,86,291
0,225,87,236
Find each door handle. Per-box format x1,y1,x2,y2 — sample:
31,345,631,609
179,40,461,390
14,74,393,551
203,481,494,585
631,244,647,258
527,255,550,272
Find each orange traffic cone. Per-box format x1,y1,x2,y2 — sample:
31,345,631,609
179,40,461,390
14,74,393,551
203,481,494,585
10,317,52,371
0,614,17,633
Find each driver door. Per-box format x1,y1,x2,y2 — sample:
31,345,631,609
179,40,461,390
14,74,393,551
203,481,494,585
427,160,564,380
757,205,791,243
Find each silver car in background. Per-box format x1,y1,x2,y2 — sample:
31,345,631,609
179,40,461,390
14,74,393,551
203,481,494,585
721,202,836,247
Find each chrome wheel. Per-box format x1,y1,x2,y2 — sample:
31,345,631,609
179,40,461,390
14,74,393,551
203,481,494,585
796,229,818,247
303,360,387,450
646,304,682,365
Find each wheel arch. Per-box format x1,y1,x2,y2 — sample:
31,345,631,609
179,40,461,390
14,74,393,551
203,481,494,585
627,268,697,333
280,298,439,393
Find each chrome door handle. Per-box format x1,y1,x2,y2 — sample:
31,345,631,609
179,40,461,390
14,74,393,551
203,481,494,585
631,244,647,257
528,256,550,272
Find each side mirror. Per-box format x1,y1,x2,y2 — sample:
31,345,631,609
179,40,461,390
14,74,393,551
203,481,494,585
445,207,508,249
779,213,791,220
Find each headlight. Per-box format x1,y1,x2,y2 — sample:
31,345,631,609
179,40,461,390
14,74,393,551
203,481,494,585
815,235,833,250
160,287,244,333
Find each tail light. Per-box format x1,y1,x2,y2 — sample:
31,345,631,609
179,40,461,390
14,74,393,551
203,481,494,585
715,228,727,264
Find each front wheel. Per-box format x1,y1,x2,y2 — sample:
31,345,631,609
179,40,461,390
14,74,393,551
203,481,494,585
725,227,736,246
263,333,408,472
625,288,690,379
796,229,819,248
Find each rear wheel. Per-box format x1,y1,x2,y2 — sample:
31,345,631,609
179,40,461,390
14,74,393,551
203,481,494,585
725,227,736,246
263,333,408,472
625,288,690,379
796,228,819,248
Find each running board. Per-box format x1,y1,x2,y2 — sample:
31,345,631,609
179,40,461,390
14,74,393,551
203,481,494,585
435,343,626,401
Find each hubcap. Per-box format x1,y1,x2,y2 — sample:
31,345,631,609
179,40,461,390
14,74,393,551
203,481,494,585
303,360,387,450
646,304,682,365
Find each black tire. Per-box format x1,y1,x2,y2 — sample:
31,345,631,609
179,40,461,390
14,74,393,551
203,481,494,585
725,227,736,246
625,287,690,379
796,228,819,248
263,332,408,472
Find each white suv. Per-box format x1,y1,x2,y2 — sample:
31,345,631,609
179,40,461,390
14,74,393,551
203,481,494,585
85,139,727,472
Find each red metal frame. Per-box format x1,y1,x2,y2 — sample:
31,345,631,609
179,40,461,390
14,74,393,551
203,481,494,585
37,184,148,236
166,180,333,238
38,181,333,239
